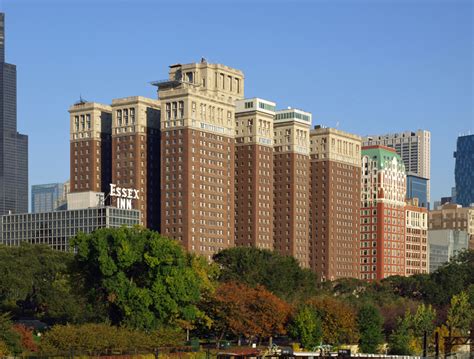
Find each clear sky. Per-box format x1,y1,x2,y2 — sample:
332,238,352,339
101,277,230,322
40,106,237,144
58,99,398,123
2,0,473,204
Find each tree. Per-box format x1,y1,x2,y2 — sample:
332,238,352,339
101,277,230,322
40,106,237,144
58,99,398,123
307,297,359,346
446,291,473,336
210,281,291,342
388,312,414,355
288,306,322,349
357,304,383,353
213,247,317,302
0,244,89,323
412,303,436,338
71,227,206,330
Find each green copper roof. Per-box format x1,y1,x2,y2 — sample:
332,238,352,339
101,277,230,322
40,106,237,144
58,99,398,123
362,147,406,172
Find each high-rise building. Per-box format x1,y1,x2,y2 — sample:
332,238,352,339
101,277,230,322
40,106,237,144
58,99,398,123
0,13,28,216
361,146,406,280
154,60,244,259
31,182,63,213
111,96,161,229
273,108,311,268
405,198,428,275
234,98,275,250
428,229,469,272
363,130,430,205
406,175,428,208
429,202,474,249
69,101,112,194
309,126,362,280
454,134,474,207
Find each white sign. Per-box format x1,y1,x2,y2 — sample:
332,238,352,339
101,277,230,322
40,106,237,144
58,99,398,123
110,184,140,210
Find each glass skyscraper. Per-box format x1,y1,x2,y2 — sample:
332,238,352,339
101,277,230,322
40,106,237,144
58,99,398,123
31,183,63,213
406,175,428,208
0,13,28,215
454,134,474,207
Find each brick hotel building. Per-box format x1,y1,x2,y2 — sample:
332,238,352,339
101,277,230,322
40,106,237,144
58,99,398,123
235,98,275,250
154,61,243,260
65,59,432,281
361,146,407,280
273,108,311,268
69,101,112,194
309,126,362,280
110,96,161,229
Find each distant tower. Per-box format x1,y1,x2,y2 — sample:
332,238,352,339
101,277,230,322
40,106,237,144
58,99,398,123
454,134,474,207
0,13,28,215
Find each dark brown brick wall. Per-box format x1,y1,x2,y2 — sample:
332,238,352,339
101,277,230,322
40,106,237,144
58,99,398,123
273,151,310,267
235,144,274,249
70,137,111,193
111,131,160,229
161,128,235,259
310,159,361,280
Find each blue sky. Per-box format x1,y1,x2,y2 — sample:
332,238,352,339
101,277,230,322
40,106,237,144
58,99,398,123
2,0,473,203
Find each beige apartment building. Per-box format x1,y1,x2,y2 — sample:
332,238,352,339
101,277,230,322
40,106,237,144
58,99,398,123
429,203,474,249
309,126,362,280
154,59,244,260
405,198,428,275
273,108,311,268
110,96,161,229
69,100,112,194
235,98,275,250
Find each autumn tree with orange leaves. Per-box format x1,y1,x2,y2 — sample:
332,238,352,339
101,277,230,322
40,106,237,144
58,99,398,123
210,281,291,342
307,296,359,346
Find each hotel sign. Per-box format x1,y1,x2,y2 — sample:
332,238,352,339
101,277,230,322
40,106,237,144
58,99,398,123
110,184,140,210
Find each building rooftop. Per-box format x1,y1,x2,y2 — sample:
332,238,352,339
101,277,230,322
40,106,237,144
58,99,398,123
362,145,405,171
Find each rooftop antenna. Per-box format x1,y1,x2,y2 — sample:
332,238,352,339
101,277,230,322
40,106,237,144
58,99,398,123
75,95,87,105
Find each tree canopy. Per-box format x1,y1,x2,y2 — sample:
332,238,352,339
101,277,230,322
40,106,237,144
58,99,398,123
72,227,207,330
0,243,89,323
213,247,317,302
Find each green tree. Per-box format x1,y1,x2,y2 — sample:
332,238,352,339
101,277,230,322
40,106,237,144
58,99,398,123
0,244,89,323
71,227,206,330
357,304,383,353
412,303,436,338
289,306,322,349
213,247,317,302
388,312,414,355
447,291,473,336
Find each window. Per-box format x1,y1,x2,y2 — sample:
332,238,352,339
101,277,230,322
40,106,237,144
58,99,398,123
117,110,122,126
178,101,184,118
